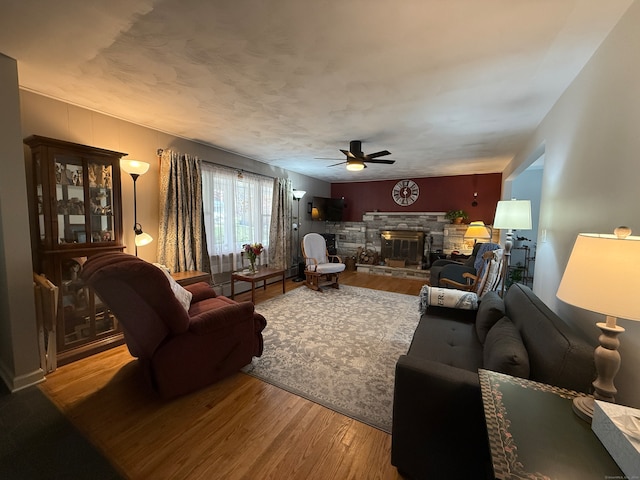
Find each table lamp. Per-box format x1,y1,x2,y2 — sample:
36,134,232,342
120,159,153,256
557,226,640,421
492,199,532,295
464,221,492,245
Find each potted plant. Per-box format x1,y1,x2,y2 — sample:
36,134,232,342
445,209,469,224
507,263,525,286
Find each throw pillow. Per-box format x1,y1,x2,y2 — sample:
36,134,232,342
156,266,193,313
475,291,506,344
476,249,504,298
419,285,478,316
483,317,530,378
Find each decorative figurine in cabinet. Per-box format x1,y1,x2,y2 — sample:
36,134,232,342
25,135,127,365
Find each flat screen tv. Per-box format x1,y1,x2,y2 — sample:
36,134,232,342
311,197,344,222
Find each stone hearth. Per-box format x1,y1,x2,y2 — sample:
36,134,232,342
355,263,430,280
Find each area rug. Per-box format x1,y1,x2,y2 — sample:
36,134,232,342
242,285,420,433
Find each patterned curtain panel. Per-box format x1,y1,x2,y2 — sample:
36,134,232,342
157,150,211,274
268,178,293,270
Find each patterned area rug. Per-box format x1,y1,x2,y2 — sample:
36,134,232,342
242,285,420,433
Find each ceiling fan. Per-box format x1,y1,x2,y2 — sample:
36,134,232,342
319,140,396,171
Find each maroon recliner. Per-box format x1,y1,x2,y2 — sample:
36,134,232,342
81,252,266,398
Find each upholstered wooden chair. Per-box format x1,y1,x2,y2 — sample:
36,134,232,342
301,233,346,291
440,248,505,297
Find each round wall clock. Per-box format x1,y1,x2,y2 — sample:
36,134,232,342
392,179,420,206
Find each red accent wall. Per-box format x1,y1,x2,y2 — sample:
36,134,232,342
331,173,502,223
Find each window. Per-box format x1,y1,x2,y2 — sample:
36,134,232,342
201,164,273,259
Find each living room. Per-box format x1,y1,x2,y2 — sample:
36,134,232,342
2,1,640,478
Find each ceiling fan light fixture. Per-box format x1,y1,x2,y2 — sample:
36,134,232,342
346,160,365,171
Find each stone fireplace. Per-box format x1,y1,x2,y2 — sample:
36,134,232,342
380,230,425,268
321,211,476,278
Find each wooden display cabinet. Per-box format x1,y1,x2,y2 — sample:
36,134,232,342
25,135,127,365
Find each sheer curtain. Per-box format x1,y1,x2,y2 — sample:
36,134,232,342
157,150,211,273
201,164,273,272
268,178,293,270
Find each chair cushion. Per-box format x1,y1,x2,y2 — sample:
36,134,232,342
303,233,329,264
483,316,530,378
475,291,505,344
314,263,346,274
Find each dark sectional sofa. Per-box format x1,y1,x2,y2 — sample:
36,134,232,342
392,283,596,480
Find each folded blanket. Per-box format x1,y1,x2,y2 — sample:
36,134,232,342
419,285,478,315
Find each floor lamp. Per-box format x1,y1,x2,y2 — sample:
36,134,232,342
557,227,640,422
120,159,153,256
292,189,306,282
492,199,532,296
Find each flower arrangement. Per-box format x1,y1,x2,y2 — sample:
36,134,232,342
243,242,264,273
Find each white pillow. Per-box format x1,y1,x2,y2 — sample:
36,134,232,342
156,266,193,312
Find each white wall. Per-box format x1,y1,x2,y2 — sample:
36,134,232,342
0,54,43,391
504,1,640,407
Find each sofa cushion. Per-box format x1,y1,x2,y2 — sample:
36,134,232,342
504,283,595,393
475,291,505,344
483,317,530,378
408,315,483,372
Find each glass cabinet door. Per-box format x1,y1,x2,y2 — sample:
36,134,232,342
88,162,115,243
59,256,118,348
35,156,46,244
54,155,87,245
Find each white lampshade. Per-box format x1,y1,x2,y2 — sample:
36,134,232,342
557,229,640,321
493,200,532,230
293,189,306,199
120,159,150,176
464,221,492,240
346,160,365,171
134,231,153,247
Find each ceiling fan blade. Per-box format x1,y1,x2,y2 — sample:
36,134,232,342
315,157,343,160
364,159,396,165
366,150,391,159
328,161,348,167
340,149,357,159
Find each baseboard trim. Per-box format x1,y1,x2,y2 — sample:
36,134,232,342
0,360,45,392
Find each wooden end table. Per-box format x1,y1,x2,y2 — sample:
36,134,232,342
231,267,285,303
479,369,622,479
170,270,211,287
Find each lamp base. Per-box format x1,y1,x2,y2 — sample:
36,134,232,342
292,262,306,282
572,396,595,423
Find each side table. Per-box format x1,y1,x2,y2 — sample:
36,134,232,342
231,267,285,304
479,369,622,479
171,270,211,287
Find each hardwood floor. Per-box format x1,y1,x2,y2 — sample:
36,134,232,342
39,271,425,480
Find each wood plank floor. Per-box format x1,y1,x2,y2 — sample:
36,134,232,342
39,271,425,480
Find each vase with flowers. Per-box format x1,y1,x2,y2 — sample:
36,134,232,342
243,242,264,273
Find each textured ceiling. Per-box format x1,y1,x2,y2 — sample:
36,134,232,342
0,0,633,182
